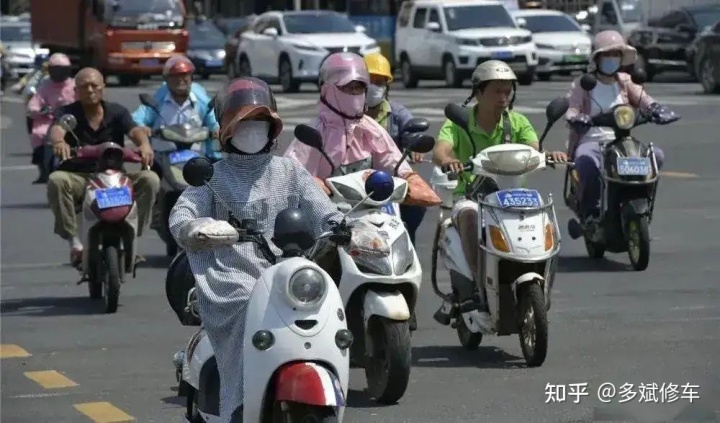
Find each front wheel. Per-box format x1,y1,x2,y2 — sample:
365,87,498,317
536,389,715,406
276,403,337,423
627,216,650,271
456,314,482,350
365,317,411,404
517,283,548,367
104,246,122,313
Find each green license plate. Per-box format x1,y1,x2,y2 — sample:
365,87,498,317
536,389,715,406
564,55,585,63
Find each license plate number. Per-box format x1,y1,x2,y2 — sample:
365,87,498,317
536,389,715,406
380,203,395,215
491,50,513,59
616,157,651,176
564,54,585,63
169,150,199,165
495,189,541,208
96,186,133,209
206,59,223,67
140,59,159,67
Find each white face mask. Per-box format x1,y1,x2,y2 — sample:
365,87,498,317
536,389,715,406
365,83,386,108
230,120,270,154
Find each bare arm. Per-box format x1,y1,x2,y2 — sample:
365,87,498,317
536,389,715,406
432,140,456,165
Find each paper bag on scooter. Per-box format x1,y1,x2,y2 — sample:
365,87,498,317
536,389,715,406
347,220,390,258
403,173,441,207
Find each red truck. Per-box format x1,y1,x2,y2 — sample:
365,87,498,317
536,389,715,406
30,0,189,86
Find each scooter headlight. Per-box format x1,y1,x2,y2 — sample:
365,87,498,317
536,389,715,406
286,267,327,310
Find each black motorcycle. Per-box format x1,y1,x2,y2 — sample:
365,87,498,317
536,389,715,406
138,93,217,257
564,73,679,271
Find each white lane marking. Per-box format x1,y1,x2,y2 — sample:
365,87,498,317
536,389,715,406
1,165,36,171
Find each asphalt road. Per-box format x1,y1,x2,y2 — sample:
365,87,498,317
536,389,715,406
2,75,720,423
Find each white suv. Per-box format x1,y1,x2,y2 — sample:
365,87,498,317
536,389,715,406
235,10,381,93
395,0,539,87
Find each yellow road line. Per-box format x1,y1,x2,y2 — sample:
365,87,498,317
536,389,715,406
660,171,698,178
24,370,78,389
74,402,135,423
0,344,31,358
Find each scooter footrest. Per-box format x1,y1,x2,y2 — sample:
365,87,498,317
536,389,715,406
433,307,453,326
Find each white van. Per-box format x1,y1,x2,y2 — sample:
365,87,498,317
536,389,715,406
394,0,539,88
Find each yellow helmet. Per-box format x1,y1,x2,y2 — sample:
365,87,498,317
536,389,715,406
364,52,393,83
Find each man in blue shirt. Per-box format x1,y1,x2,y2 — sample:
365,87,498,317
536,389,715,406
132,55,220,159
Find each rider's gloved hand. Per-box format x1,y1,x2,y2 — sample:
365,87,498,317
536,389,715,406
182,217,239,250
567,113,592,129
648,103,679,125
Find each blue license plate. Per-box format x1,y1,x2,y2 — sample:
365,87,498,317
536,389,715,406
206,59,223,67
96,186,133,209
495,189,541,208
169,150,199,165
140,59,159,67
380,203,395,215
616,157,651,176
491,50,513,59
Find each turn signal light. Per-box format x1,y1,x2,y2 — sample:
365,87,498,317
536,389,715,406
544,223,554,251
488,225,510,252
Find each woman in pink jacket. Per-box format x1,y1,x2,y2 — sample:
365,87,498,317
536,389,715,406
27,53,76,183
565,30,678,222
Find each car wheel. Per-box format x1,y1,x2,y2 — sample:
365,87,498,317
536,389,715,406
238,55,252,77
401,56,418,89
279,56,300,93
700,56,720,94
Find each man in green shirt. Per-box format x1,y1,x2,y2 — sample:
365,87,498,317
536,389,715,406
432,60,566,318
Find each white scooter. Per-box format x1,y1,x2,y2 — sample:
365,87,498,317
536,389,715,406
430,98,570,367
171,156,399,422
292,122,435,404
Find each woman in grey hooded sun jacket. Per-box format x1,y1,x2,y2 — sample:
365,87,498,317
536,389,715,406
169,77,343,422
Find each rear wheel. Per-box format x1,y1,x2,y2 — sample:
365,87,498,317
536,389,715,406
700,57,720,94
584,237,606,259
104,246,122,313
627,216,650,271
276,403,337,423
365,317,411,404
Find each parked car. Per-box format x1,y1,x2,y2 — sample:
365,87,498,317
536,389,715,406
216,15,258,79
512,9,591,81
235,10,380,93
395,0,539,87
692,20,720,93
0,20,48,77
186,18,227,79
627,4,720,81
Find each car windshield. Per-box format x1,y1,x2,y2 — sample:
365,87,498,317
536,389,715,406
188,21,225,46
444,5,516,31
690,9,720,29
0,25,32,42
619,0,643,23
108,0,183,18
521,15,581,32
283,13,357,34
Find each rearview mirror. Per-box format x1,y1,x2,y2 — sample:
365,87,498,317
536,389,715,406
516,17,527,29
355,25,366,33
139,93,160,111
293,124,323,151
182,157,214,187
59,114,77,131
579,74,597,92
262,27,278,37
402,133,436,153
402,118,429,134
545,97,570,124
444,103,470,132
365,171,395,202
425,22,440,32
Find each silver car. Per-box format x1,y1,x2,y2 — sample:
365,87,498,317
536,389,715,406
0,20,49,77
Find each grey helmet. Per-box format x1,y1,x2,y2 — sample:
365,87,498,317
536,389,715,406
471,60,517,85
464,60,518,108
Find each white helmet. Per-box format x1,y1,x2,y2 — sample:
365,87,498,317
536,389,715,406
471,60,517,86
